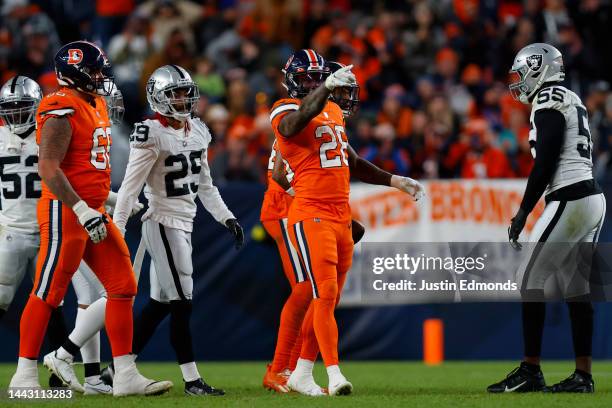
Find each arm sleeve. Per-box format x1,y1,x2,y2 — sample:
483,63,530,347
270,99,300,136
113,146,158,231
520,108,566,213
197,148,235,224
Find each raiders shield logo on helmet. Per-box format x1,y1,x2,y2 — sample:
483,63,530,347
526,54,542,71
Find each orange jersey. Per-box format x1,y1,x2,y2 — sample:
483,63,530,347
272,98,351,223
36,88,111,208
260,139,294,221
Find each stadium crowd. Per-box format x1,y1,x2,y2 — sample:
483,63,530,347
1,0,611,184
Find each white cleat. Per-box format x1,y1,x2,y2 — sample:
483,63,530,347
113,364,173,397
84,377,113,395
43,351,84,393
9,366,42,391
329,376,353,396
287,373,326,397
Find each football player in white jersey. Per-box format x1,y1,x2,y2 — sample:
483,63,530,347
0,76,44,318
43,87,142,395
108,65,243,396
0,77,128,394
488,43,605,394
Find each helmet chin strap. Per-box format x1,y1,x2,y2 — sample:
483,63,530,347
524,65,550,103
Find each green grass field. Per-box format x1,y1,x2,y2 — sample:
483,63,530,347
1,361,611,407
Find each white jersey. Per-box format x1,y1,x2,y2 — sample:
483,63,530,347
529,85,594,194
0,126,40,234
113,117,234,232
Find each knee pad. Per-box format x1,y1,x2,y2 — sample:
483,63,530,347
315,279,338,301
292,282,313,302
108,274,137,298
0,284,15,310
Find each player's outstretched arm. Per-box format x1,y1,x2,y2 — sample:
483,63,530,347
39,116,108,243
508,108,565,248
279,65,356,137
347,144,425,201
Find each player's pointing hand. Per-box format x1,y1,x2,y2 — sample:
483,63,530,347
226,218,244,249
390,175,426,201
325,65,356,91
73,200,109,244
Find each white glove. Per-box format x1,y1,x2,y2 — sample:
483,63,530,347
130,201,144,216
73,200,108,243
391,175,426,201
325,64,356,91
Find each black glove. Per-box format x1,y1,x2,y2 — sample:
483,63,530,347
508,207,528,251
225,218,244,249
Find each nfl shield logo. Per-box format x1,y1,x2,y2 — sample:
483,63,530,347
526,54,543,71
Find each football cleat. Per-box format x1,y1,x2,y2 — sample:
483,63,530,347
100,364,114,386
328,376,353,396
113,363,173,396
43,351,84,393
487,363,546,393
184,378,225,396
84,377,113,395
263,364,290,393
544,371,594,393
287,372,326,396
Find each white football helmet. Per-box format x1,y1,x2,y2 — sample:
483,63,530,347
0,76,42,134
146,65,199,121
509,43,565,104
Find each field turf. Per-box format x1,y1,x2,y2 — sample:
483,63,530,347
0,361,611,407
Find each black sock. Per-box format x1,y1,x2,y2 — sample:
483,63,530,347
133,298,170,355
84,362,101,378
567,301,593,358
61,338,80,357
169,300,194,364
47,306,68,350
522,302,546,358
520,361,541,372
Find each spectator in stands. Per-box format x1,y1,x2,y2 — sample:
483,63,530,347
108,13,152,122
360,123,410,176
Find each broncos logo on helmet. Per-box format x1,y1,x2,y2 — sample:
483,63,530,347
282,49,330,98
54,40,114,96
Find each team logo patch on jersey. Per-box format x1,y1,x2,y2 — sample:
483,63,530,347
526,54,542,71
67,49,84,65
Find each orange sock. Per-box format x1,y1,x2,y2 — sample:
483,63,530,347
19,295,52,359
271,283,312,372
299,302,319,361
105,297,133,357
288,329,303,370
312,279,339,367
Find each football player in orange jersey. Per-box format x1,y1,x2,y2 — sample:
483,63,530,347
272,52,425,396
9,41,172,397
261,86,366,394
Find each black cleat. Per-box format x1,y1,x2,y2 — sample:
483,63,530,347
49,373,67,388
544,371,594,393
185,378,225,396
100,364,114,387
487,363,546,393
